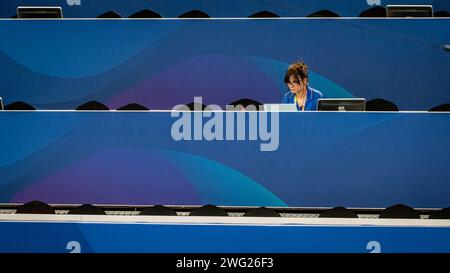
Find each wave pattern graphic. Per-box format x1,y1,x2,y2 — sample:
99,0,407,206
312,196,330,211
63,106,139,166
1,20,449,109
162,149,288,207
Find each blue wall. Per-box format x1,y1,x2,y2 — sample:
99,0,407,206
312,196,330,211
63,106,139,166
1,19,449,110
1,111,449,208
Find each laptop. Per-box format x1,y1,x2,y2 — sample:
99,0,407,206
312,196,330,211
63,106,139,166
386,5,433,17
17,6,63,19
263,103,297,112
317,98,366,111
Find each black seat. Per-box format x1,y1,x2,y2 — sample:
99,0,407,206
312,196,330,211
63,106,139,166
178,10,211,18
434,10,450,17
319,207,358,218
307,10,340,17
243,207,280,217
4,101,35,110
189,205,228,216
429,103,450,112
359,6,387,17
248,10,280,18
379,204,421,219
228,98,263,111
117,103,149,111
140,205,177,216
76,101,109,110
97,11,122,18
365,98,399,111
68,204,106,215
129,9,162,18
428,207,450,219
16,200,55,214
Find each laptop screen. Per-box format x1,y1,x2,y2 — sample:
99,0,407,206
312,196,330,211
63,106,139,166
386,5,433,17
0,97,3,110
317,98,366,112
17,6,63,18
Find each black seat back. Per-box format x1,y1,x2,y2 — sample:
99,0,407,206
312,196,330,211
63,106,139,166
243,207,280,217
16,200,55,214
76,101,109,110
129,9,162,18
117,103,149,111
379,204,420,219
359,6,387,17
429,103,450,112
307,10,340,17
68,204,106,215
178,10,211,18
97,11,122,18
365,98,399,111
248,11,279,18
4,101,35,110
189,205,228,216
319,207,358,218
140,205,177,216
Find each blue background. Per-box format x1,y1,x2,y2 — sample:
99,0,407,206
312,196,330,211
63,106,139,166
1,19,449,110
1,111,449,208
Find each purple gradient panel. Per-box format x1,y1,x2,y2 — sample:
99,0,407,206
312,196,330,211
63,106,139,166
12,148,199,205
107,55,280,110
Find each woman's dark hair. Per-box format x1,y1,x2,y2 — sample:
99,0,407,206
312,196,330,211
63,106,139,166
284,61,309,84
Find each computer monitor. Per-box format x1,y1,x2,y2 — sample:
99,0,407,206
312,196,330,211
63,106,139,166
17,6,63,19
0,97,3,110
317,98,366,112
386,5,433,17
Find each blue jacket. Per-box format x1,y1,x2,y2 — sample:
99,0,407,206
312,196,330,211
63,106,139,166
281,86,324,111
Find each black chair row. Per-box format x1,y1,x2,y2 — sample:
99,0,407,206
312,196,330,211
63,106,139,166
95,8,450,18
0,100,256,111
185,205,281,217
97,9,279,19
185,204,450,219
0,101,149,111
9,7,450,19
14,201,280,217
331,204,450,219
319,204,432,219
2,99,450,112
14,201,450,219
15,201,106,215
0,100,257,111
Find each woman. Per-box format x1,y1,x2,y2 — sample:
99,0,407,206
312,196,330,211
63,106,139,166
281,61,323,111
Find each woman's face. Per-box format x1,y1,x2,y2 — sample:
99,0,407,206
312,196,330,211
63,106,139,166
286,75,306,94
